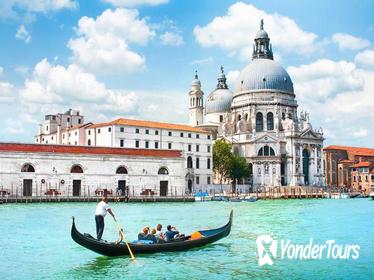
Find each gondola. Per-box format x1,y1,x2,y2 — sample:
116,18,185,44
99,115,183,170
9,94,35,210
71,210,233,257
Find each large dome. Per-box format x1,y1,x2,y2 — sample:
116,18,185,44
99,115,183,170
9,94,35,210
234,59,294,94
205,88,233,114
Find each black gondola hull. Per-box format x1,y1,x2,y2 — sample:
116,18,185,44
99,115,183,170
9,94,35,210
71,210,233,257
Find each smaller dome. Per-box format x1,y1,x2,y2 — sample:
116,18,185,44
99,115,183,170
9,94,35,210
205,88,233,114
255,29,269,39
191,70,201,86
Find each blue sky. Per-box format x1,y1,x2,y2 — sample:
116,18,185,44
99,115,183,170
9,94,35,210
0,0,373,147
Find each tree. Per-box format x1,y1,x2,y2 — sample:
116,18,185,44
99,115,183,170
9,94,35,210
230,155,250,194
213,140,233,187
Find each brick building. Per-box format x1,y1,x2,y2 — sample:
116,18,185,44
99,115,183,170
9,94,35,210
323,145,374,193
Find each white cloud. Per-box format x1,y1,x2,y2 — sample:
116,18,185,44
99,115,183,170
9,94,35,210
190,56,214,65
0,82,15,103
160,31,184,46
14,65,30,77
15,25,31,43
102,0,168,7
288,59,374,145
193,2,318,59
288,59,363,101
0,0,77,20
226,70,240,86
68,8,155,74
19,59,140,119
355,49,374,67
331,33,370,50
352,128,368,138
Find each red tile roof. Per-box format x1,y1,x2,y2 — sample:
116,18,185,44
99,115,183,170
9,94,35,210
0,143,181,158
89,118,209,133
350,162,372,168
324,145,374,157
339,159,354,164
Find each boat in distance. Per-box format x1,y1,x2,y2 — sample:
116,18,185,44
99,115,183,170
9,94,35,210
71,210,233,257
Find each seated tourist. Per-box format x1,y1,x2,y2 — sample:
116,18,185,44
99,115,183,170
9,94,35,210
138,227,157,244
165,225,180,241
150,228,158,243
138,227,149,240
156,224,166,241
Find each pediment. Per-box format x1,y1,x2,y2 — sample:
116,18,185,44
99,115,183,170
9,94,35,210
254,134,278,143
299,128,320,139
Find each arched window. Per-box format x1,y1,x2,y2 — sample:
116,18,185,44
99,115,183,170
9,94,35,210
267,112,274,130
256,112,263,131
21,163,35,172
158,167,169,175
116,166,128,174
244,113,248,121
258,146,275,156
187,156,193,168
87,139,91,146
237,114,241,121
71,165,83,173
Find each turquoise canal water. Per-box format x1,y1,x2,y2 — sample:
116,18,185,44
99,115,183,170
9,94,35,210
1,199,373,279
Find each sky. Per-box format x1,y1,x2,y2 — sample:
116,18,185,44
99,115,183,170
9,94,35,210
0,0,373,147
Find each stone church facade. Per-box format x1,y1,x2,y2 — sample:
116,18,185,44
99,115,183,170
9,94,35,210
189,20,325,188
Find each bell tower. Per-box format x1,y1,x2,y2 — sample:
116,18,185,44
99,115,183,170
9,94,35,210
189,71,204,126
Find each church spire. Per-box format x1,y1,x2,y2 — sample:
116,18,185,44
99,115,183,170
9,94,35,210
252,19,273,60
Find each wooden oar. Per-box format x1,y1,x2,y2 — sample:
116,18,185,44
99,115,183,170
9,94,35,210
113,217,136,261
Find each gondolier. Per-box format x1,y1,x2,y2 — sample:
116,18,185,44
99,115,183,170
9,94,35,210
95,196,116,240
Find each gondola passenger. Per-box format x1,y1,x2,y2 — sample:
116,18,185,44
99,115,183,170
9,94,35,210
165,225,180,241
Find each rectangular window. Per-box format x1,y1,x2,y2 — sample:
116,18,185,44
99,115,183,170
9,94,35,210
51,136,53,140
168,131,172,136
155,142,159,149
196,158,200,169
135,140,139,148
63,134,65,139
188,144,191,152
69,133,71,137
196,176,200,184
145,141,149,148
207,145,211,153
196,145,199,152
98,129,101,134
108,127,111,132
180,132,184,137
75,141,77,145
146,129,149,134
136,128,140,133
207,158,211,169
196,134,199,139
188,133,191,138
120,139,124,147
155,130,159,135
219,115,223,122
207,176,211,185
46,125,48,131
75,131,77,136
120,127,124,132
88,130,91,135
78,119,81,124
67,117,70,122
168,143,172,149
208,135,211,140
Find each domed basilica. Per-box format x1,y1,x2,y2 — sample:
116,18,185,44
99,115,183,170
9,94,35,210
188,20,324,188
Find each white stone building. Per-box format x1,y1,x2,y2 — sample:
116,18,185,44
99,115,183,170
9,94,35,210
0,143,186,197
190,20,325,188
33,115,212,194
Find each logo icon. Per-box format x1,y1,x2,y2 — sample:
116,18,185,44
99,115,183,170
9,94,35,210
256,234,277,266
